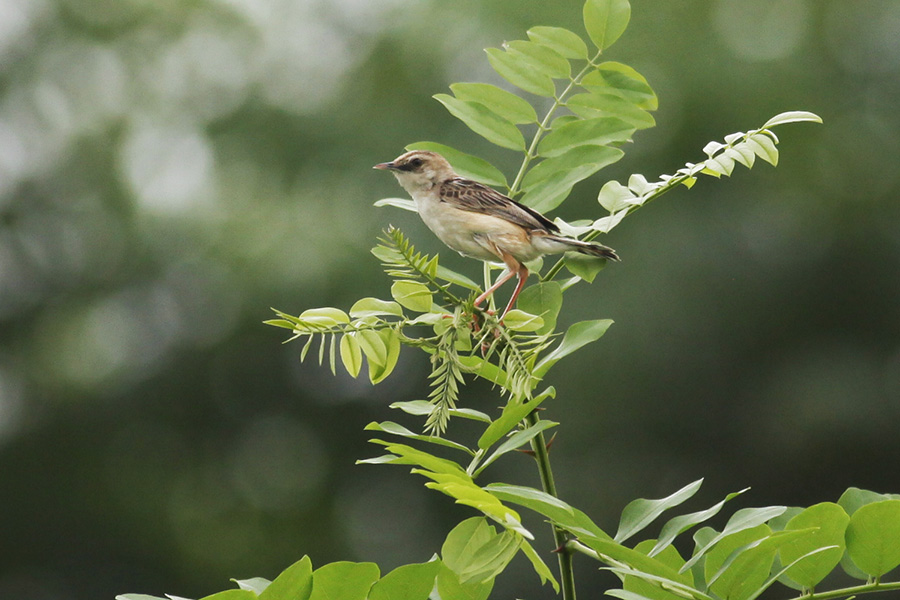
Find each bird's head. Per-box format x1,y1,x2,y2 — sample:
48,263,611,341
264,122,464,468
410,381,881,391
374,150,455,193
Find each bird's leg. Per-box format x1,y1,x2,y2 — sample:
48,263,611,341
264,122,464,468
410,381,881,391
500,261,530,319
474,269,516,309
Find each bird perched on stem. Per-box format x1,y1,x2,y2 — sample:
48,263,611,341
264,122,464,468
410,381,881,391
375,150,619,317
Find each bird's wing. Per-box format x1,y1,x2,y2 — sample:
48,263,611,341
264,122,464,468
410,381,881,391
439,178,559,233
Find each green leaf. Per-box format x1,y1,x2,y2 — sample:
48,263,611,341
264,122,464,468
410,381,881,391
566,92,655,128
681,506,787,573
622,541,693,600
357,329,388,367
349,298,404,319
650,488,749,557
199,591,257,600
365,421,474,454
502,309,545,332
435,265,481,291
299,307,350,327
486,483,611,541
476,419,558,474
259,556,313,600
520,158,621,213
527,25,588,59
520,538,560,592
704,524,771,589
522,145,624,192
442,517,497,573
339,334,363,378
581,62,657,110
583,0,631,50
707,528,804,600
390,400,492,423
390,280,433,313
538,116,635,157
779,502,848,589
516,282,562,335
309,562,379,600
116,596,169,600
459,354,509,389
477,387,555,450
436,563,493,600
597,180,637,213
846,499,900,578
368,440,470,476
374,197,417,212
505,40,571,79
533,319,613,378
564,253,608,283
580,536,690,589
234,578,269,594
450,83,538,125
433,94,525,151
485,47,556,98
746,133,778,166
838,487,899,515
762,111,823,128
368,561,441,600
458,530,521,583
615,479,704,543
405,142,508,188
369,327,401,384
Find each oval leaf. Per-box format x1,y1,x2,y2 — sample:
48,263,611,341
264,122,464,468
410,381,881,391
527,25,588,59
533,319,612,378
502,309,545,332
368,562,441,600
538,116,635,157
566,92,655,128
581,61,657,110
779,502,849,589
846,499,900,578
349,298,404,319
485,47,556,98
505,40,571,79
516,282,563,335
763,111,823,129
451,83,538,125
340,333,363,378
309,562,380,600
369,327,401,384
390,280,433,313
583,0,631,50
433,94,525,150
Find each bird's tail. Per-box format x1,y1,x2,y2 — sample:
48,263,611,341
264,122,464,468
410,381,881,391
547,235,620,261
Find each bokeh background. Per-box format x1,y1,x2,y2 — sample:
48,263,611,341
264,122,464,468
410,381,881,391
1,0,899,598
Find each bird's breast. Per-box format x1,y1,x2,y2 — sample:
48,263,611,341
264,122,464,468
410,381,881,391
413,193,535,263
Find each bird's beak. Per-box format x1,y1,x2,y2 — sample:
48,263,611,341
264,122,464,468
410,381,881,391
373,162,396,171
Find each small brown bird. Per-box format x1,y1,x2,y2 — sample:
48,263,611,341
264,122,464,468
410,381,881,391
375,150,619,317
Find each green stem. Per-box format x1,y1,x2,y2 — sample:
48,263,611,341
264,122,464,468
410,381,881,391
527,410,576,600
508,50,604,198
795,580,900,600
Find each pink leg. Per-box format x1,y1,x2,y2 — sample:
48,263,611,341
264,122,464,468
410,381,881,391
474,269,516,308
500,263,529,318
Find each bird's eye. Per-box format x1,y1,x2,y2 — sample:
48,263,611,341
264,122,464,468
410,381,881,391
408,158,423,168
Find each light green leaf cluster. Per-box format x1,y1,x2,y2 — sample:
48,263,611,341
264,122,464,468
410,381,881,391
552,482,900,600
390,0,655,222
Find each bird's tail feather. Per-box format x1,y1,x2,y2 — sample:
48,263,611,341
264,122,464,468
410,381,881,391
548,235,620,261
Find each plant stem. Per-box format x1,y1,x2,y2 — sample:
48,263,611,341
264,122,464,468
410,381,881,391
527,410,577,600
508,50,604,198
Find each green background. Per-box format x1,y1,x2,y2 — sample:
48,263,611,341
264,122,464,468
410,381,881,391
1,0,898,598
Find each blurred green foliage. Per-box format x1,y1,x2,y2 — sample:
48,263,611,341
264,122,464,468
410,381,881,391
0,1,898,599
